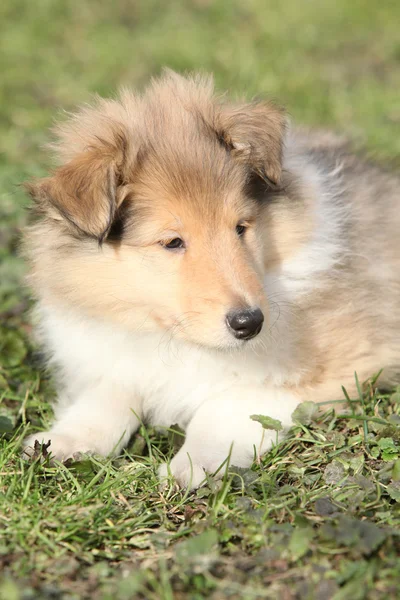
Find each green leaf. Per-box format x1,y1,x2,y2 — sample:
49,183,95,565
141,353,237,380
291,401,319,425
332,578,370,600
382,450,399,461
391,459,400,482
323,460,347,485
315,497,340,517
321,516,386,555
196,487,211,499
288,526,314,560
347,454,365,474
378,437,397,450
390,392,400,404
0,415,14,434
328,431,346,448
388,414,400,426
176,529,218,561
386,482,400,502
336,559,368,585
357,521,387,554
378,437,399,461
370,446,380,458
229,466,259,489
250,414,283,431
67,458,98,477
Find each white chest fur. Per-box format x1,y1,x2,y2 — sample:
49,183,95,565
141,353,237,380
38,304,298,429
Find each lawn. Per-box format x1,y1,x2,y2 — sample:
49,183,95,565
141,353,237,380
1,1,400,598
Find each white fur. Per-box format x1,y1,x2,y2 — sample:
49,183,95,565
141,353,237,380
24,302,300,487
264,147,349,300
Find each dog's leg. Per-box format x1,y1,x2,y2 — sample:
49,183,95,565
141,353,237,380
23,385,142,461
158,385,300,489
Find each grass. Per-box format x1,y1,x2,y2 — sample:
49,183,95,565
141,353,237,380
1,1,400,597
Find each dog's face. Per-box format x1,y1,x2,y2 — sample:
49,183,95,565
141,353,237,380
25,71,287,349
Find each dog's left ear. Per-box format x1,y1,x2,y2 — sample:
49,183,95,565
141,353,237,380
216,101,287,186
25,141,129,243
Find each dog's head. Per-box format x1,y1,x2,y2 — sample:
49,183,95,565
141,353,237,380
25,70,287,348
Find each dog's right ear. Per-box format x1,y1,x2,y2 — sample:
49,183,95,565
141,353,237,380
215,100,287,187
25,138,130,243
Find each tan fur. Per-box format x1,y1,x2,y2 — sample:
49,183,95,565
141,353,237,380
23,70,400,402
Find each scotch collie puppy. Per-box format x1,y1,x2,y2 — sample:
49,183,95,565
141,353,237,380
22,70,400,488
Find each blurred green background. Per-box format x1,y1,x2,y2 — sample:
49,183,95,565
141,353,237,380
1,0,400,310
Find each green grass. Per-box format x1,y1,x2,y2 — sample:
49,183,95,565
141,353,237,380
1,1,400,598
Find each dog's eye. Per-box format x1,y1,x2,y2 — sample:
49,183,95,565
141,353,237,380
236,224,247,237
162,238,185,250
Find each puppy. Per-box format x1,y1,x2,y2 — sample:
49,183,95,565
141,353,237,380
22,70,400,488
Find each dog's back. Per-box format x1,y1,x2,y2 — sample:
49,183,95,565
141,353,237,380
281,128,400,393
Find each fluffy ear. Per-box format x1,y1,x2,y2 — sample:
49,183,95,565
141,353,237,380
25,142,127,242
217,101,287,186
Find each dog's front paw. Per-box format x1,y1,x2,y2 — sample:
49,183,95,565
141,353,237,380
158,460,208,490
158,446,229,490
22,432,93,462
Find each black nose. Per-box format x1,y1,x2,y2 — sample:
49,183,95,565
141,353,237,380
226,307,264,340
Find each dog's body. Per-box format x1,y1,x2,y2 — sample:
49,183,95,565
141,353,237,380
23,71,400,487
